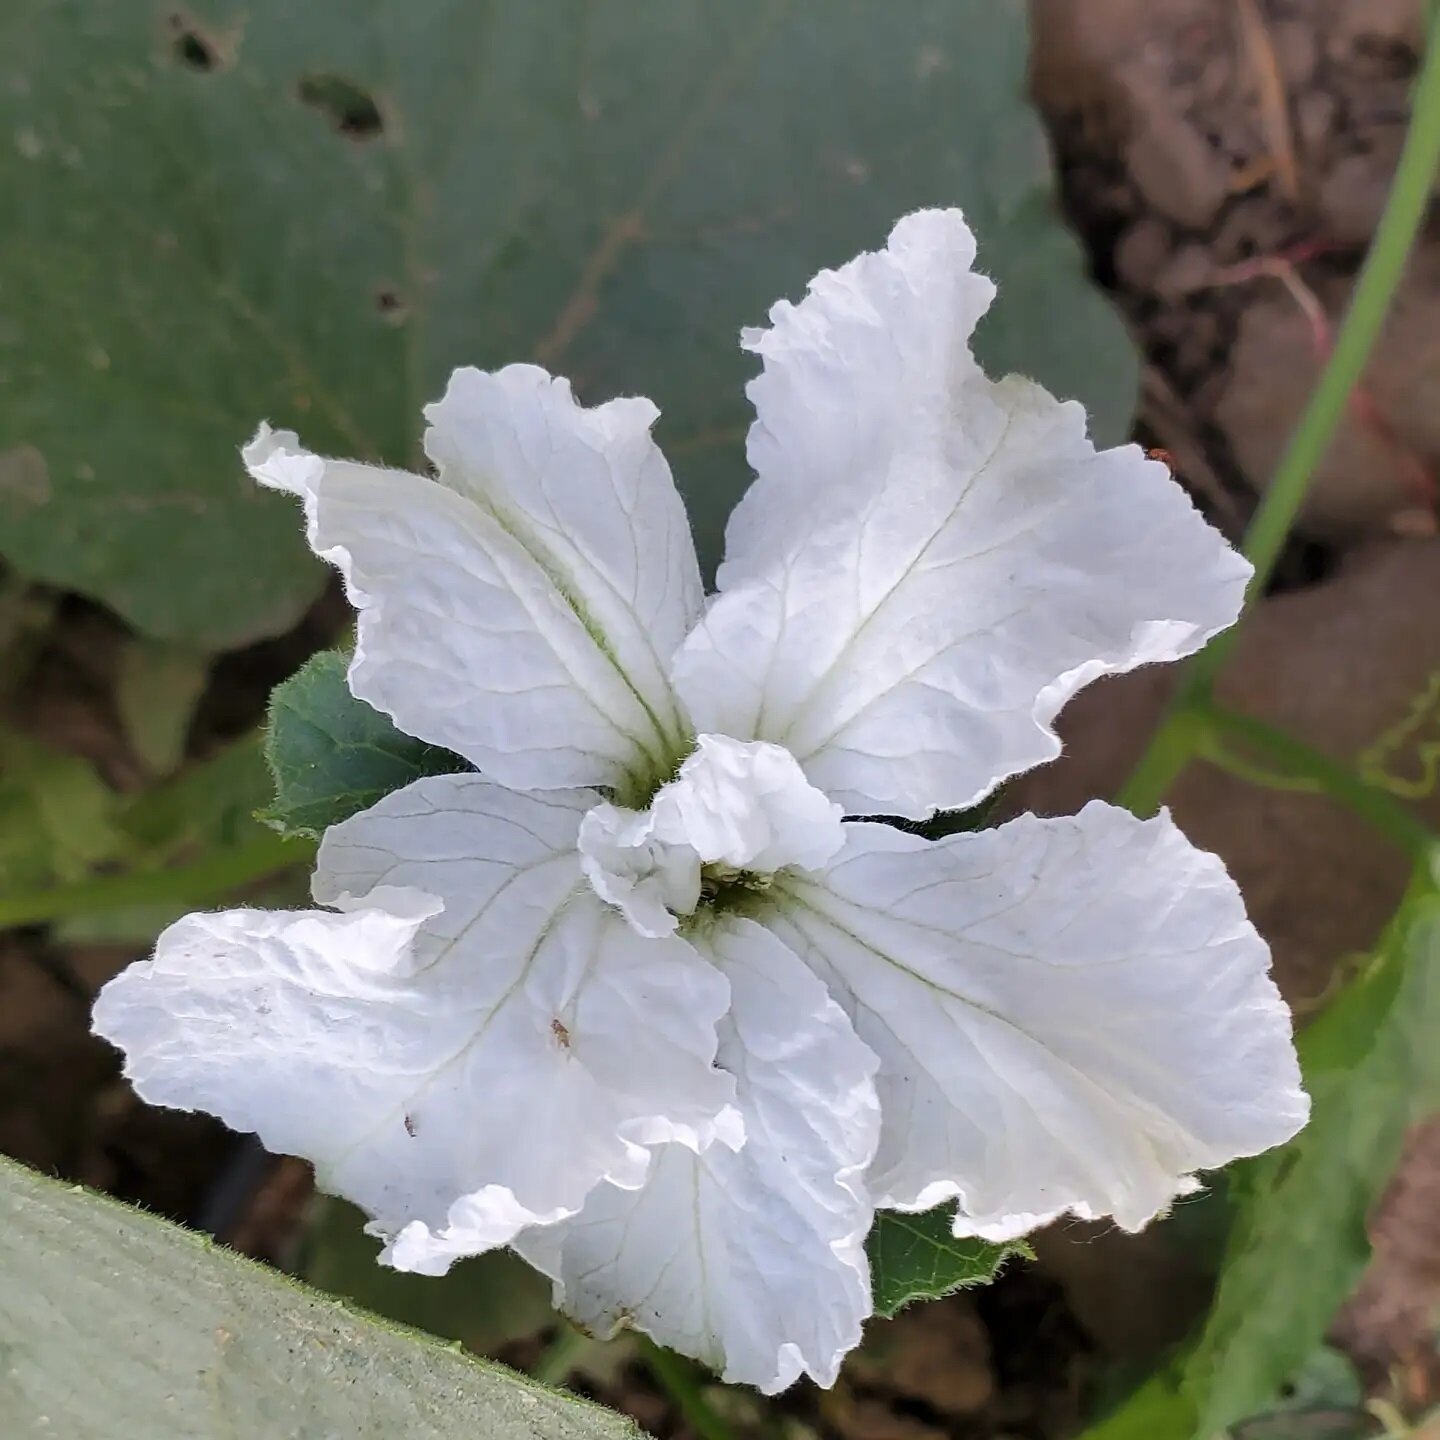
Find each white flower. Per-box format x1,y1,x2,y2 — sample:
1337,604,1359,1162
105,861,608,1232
93,210,1308,1393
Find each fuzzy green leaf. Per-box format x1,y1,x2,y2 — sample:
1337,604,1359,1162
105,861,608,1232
263,650,467,839
867,1204,1021,1319
0,1155,644,1440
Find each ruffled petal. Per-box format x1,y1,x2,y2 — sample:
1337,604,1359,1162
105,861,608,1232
672,209,1250,818
245,362,700,797
93,776,736,1271
575,735,845,939
764,801,1308,1236
517,917,880,1393
577,802,702,940
423,364,702,713
648,734,846,873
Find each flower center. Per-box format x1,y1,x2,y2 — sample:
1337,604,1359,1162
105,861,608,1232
577,734,845,937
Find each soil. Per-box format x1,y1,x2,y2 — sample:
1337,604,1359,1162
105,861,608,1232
1033,0,1438,548
4,1,1440,1436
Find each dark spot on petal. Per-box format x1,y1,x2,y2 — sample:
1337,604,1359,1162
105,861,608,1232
298,73,384,139
403,1113,417,1138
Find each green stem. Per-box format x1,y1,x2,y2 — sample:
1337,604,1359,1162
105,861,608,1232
1200,705,1438,862
1114,705,1208,819
0,832,313,930
531,1325,593,1388
1118,9,1440,818
1215,7,1440,642
640,1341,737,1440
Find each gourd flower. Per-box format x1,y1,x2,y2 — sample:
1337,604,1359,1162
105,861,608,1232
94,210,1308,1392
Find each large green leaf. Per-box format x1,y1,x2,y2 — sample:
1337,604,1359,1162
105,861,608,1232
866,1203,1021,1319
0,0,1135,646
263,649,467,838
0,1155,644,1440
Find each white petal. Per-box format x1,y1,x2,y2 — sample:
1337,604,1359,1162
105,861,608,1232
423,364,702,704
576,736,845,939
577,801,702,939
672,209,1250,818
765,802,1308,1236
245,363,699,797
381,1189,571,1277
518,918,881,1393
93,775,736,1270
649,734,846,873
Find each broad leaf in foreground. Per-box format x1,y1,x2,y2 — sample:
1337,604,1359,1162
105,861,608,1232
0,1156,644,1440
263,649,466,840
0,0,1135,646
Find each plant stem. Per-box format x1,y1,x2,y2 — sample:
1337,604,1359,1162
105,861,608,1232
531,1325,593,1388
640,1340,737,1440
1200,704,1438,863
1119,8,1440,818
1219,10,1440,628
0,832,313,930
1114,704,1208,819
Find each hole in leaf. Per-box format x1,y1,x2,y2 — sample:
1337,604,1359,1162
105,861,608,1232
374,287,406,321
298,73,384,139
167,13,218,70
